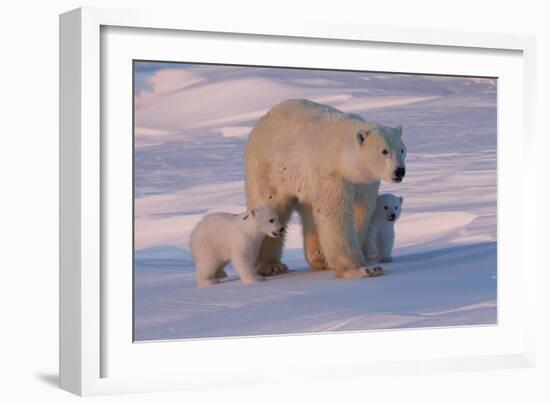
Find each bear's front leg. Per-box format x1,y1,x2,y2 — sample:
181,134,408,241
314,180,383,279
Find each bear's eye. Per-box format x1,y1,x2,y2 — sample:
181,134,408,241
401,149,404,154
269,219,275,223
382,149,389,155
384,206,388,210
395,206,398,210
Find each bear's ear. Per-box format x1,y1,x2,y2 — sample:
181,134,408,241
356,129,370,145
399,196,404,205
395,125,403,137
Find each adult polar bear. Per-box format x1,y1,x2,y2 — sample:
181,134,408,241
245,99,406,279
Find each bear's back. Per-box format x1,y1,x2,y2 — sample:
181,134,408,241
268,99,365,125
191,212,236,244
247,99,367,163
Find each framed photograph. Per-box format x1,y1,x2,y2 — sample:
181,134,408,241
60,7,537,396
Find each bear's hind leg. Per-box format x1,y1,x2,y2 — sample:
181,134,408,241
298,204,329,271
195,257,227,288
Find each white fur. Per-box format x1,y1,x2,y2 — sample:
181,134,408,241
245,99,407,278
190,206,283,287
364,194,404,263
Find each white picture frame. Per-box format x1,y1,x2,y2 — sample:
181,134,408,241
59,6,537,396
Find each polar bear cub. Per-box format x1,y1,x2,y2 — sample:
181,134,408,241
190,206,284,287
364,194,404,263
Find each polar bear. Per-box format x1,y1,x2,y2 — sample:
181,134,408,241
364,194,404,263
245,99,407,279
190,206,284,287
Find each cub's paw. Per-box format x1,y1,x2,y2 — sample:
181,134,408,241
338,266,383,279
197,278,220,288
257,263,289,277
378,256,392,263
242,275,266,284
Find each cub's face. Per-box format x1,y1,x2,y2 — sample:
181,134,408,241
250,206,284,239
356,125,407,183
376,194,404,222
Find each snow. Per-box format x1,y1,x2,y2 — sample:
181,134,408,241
211,126,253,138
133,63,497,341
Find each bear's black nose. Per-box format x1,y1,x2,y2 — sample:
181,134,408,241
394,167,406,179
390,213,396,219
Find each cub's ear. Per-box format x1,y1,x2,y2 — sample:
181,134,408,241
356,129,371,145
243,208,256,220
395,125,403,137
399,196,404,205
